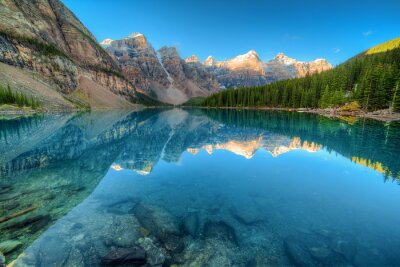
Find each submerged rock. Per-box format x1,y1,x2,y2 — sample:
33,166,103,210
353,246,388,266
284,233,349,266
36,236,72,267
0,185,11,194
2,214,51,231
138,237,167,266
134,203,183,252
0,192,20,201
0,240,22,254
332,238,356,262
309,246,331,261
182,212,199,237
284,236,316,267
230,206,266,226
100,246,146,266
106,198,139,215
0,252,5,267
203,220,238,246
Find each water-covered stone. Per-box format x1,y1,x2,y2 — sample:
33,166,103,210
0,185,11,194
230,206,266,226
182,212,199,237
284,236,316,267
0,240,22,254
0,252,5,267
134,203,183,252
203,220,238,246
354,246,388,266
1,214,51,231
0,192,19,201
36,236,71,267
100,246,146,266
138,237,167,266
284,233,350,266
309,246,331,261
332,238,356,262
106,198,139,215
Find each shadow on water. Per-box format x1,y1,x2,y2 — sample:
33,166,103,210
0,108,399,266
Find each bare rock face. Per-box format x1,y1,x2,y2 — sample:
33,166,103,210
205,51,333,88
0,0,140,108
264,53,333,83
205,50,268,88
104,35,219,104
104,33,171,99
185,55,200,63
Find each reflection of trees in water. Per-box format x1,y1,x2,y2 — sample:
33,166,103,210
200,109,400,180
0,116,44,142
1,108,400,263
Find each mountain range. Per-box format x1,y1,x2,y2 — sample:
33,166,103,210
5,0,395,110
0,0,333,108
201,37,400,112
101,34,332,104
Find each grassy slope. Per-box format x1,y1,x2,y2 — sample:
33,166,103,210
365,37,400,55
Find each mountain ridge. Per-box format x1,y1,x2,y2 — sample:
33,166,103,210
201,37,400,113
102,34,332,103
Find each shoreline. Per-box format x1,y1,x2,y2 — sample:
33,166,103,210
182,106,400,122
2,105,400,122
0,104,164,117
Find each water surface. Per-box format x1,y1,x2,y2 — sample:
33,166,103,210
1,109,400,266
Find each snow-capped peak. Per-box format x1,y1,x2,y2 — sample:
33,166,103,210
204,56,215,66
274,52,297,65
231,50,260,63
127,32,144,39
246,50,258,56
186,55,200,63
100,38,114,47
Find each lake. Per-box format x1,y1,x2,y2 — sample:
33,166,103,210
1,108,400,266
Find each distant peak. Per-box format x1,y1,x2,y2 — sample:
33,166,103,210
274,52,297,64
229,50,261,64
100,38,114,46
275,52,287,59
204,55,215,66
127,32,144,39
186,55,200,63
246,50,258,56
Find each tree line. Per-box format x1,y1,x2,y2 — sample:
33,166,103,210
0,84,41,109
202,41,400,112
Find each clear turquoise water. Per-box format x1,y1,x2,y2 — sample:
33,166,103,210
1,109,400,266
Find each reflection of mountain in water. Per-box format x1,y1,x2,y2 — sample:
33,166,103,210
1,108,400,264
0,110,157,262
201,109,400,180
187,136,322,159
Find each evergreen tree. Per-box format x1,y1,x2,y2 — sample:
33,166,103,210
393,82,400,112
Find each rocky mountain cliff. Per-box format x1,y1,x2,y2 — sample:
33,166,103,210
204,51,333,88
0,0,148,110
103,34,219,104
202,50,268,89
264,53,332,82
0,0,332,107
102,32,332,103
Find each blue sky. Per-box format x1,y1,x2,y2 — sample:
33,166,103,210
62,0,399,65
